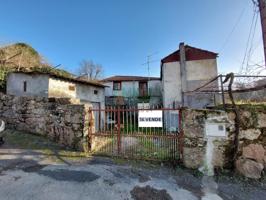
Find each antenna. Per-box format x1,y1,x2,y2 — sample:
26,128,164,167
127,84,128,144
142,51,159,81
142,51,159,96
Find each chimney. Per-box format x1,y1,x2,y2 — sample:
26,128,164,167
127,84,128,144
179,42,187,106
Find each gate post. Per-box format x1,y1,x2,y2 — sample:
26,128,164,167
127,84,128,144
88,108,93,152
178,108,184,163
117,107,121,154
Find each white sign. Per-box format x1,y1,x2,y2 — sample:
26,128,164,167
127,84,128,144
138,110,163,127
205,122,226,137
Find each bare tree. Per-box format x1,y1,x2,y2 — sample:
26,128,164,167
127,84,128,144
78,60,103,80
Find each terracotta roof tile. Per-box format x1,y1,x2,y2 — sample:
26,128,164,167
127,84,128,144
161,45,218,63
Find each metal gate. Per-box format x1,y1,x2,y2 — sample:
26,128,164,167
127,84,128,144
88,106,182,161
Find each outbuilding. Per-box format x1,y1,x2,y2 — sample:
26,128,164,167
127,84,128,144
6,71,105,113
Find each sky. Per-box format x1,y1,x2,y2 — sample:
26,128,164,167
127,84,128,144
0,0,264,78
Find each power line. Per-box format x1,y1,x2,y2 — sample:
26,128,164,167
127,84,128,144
245,7,260,71
219,7,246,53
240,3,259,73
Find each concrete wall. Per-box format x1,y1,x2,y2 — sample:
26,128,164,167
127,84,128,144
0,93,90,150
7,73,105,108
186,59,218,82
7,73,49,97
48,77,105,108
162,59,218,108
48,77,77,99
76,83,105,105
162,61,182,108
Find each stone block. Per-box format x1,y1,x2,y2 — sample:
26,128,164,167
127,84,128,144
258,113,266,128
183,147,204,169
236,157,264,179
184,125,204,138
242,144,265,164
239,129,261,140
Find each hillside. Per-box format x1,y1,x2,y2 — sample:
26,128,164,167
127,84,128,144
0,43,50,69
0,43,72,91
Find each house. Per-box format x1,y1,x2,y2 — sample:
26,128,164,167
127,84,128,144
6,71,105,111
102,76,162,107
161,43,219,109
7,71,106,131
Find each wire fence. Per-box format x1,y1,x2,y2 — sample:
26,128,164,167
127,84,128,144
185,74,266,109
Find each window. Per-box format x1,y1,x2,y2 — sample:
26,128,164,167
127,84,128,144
94,90,98,95
68,85,76,91
23,81,27,92
139,81,148,96
113,81,122,90
218,125,224,131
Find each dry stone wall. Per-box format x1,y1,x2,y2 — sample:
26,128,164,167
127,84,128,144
233,106,266,179
181,106,266,179
0,93,89,150
181,109,232,169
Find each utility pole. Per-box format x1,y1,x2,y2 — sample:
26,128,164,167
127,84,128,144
258,0,266,67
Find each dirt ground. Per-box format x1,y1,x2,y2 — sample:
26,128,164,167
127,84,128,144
0,130,266,200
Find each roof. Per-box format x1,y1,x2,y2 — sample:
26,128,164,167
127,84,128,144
9,71,105,88
161,45,218,64
102,75,160,82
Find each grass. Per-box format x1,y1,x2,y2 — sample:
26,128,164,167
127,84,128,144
3,129,87,162
3,129,178,163
122,124,164,134
91,134,178,161
4,130,61,150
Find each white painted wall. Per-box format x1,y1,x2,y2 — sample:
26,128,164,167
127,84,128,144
162,59,218,108
7,73,49,97
49,77,105,108
76,84,105,107
186,59,217,81
48,78,77,99
162,61,182,108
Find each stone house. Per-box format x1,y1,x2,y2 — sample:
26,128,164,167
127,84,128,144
6,71,106,130
161,43,219,108
102,76,162,107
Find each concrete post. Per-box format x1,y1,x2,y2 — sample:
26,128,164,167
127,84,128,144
179,42,187,106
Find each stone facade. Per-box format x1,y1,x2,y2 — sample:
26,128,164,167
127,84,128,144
233,107,266,179
181,109,231,169
0,93,89,150
181,106,266,179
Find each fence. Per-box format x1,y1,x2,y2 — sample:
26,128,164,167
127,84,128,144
88,106,182,161
185,74,266,109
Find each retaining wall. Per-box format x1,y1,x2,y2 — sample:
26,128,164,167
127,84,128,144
181,106,266,178
0,93,89,150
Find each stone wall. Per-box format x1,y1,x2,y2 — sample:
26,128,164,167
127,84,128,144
181,109,232,169
0,93,89,150
232,106,266,179
181,106,266,179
